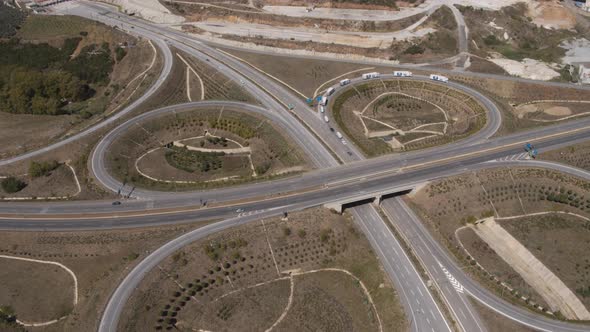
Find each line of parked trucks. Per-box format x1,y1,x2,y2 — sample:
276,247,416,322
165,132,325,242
319,71,449,108
318,70,449,146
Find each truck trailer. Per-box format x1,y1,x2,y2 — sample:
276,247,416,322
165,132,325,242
393,71,413,77
362,72,380,80
429,74,449,83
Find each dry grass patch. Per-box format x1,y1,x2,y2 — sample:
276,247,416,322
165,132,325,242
0,222,203,332
0,257,75,323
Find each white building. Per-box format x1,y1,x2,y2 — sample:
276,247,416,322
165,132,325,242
580,65,590,84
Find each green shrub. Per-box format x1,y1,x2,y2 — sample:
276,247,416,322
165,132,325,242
29,160,59,178
1,177,26,193
403,44,425,55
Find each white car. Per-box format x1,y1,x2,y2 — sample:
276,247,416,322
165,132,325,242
236,208,244,213
324,116,330,123
336,131,343,139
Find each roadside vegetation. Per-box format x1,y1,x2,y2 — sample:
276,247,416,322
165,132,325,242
0,3,25,38
0,36,114,115
107,107,307,190
332,79,486,157
1,177,26,194
0,14,159,160
408,167,590,314
120,208,407,331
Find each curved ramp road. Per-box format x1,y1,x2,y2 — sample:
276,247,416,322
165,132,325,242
0,35,174,167
90,101,339,197
5,2,590,332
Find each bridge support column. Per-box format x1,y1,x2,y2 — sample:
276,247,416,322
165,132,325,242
323,202,343,214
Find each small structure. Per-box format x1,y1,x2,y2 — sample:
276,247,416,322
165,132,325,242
579,64,590,84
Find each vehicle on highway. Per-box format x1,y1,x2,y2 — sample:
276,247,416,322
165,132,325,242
324,115,330,123
430,74,449,83
320,96,328,106
235,208,244,213
326,87,335,96
393,71,413,77
336,131,343,139
319,106,325,113
329,127,335,132
112,201,121,206
362,72,380,80
340,78,351,86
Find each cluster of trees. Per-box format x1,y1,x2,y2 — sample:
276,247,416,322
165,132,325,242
0,37,115,116
0,3,25,38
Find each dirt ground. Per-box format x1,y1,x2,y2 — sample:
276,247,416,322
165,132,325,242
332,79,486,156
0,164,79,199
0,257,75,323
107,106,307,190
541,142,590,172
0,221,207,332
0,15,157,159
408,166,590,314
119,208,407,331
499,213,590,310
448,73,589,136
469,297,536,332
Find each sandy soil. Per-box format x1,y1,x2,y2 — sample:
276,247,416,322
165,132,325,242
561,38,590,65
99,0,185,24
261,2,436,21
526,0,576,30
488,58,560,81
191,21,435,49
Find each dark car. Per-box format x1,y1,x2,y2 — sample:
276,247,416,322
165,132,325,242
112,201,121,206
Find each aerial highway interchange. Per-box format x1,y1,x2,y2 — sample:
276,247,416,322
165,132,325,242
2,1,590,332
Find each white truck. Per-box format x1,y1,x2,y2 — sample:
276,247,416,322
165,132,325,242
336,131,343,139
393,71,413,77
324,115,330,123
362,72,380,80
429,74,449,83
326,87,335,96
340,78,351,86
320,96,328,106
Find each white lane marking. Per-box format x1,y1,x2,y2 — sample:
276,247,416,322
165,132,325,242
418,287,424,297
437,260,464,293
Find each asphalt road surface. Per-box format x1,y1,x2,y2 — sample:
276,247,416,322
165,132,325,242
4,2,590,332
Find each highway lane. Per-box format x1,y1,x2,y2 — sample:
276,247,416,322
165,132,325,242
382,198,486,332
0,31,174,167
380,190,590,332
6,133,590,228
6,110,590,215
351,204,452,332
